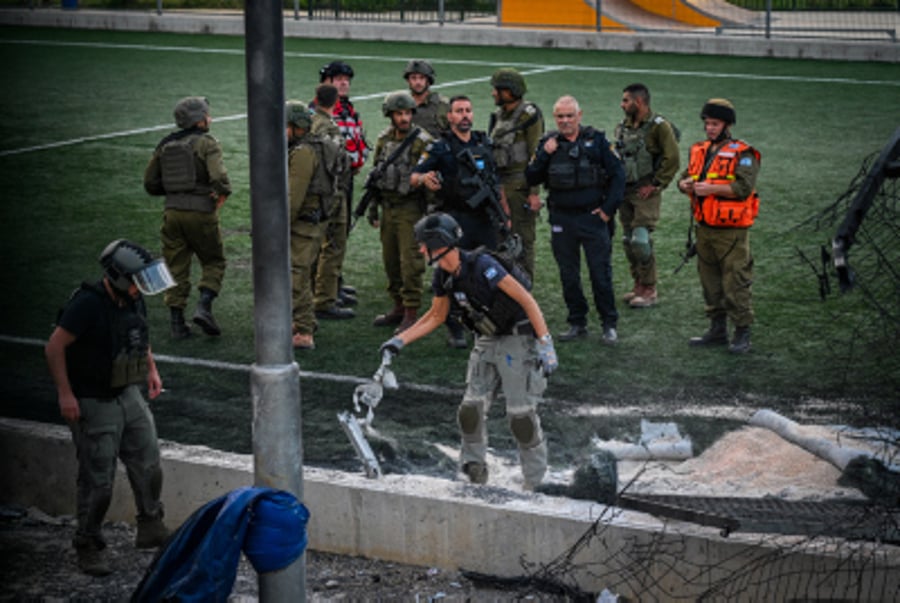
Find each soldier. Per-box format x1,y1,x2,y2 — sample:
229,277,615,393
403,59,449,138
380,213,558,491
411,95,510,348
46,240,173,575
526,95,626,345
677,98,760,354
309,83,355,319
615,83,681,308
489,67,545,279
144,96,231,339
368,92,434,334
285,101,346,350
315,61,368,309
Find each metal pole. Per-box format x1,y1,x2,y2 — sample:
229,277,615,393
765,0,772,39
243,2,305,602
596,0,603,33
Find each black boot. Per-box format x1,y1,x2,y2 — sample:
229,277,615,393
729,326,752,354
170,307,192,340
192,287,221,336
689,316,728,347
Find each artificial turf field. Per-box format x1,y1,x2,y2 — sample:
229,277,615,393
1,26,897,470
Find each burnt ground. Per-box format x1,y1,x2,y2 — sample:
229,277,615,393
0,506,528,602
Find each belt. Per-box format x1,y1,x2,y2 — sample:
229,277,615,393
550,205,597,214
513,320,535,337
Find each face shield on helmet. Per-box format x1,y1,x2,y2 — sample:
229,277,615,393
99,239,175,296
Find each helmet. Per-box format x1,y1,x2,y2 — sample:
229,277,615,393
99,239,175,296
382,91,417,117
285,101,312,129
174,96,210,129
403,59,435,85
490,68,527,98
701,98,736,125
319,61,354,82
414,213,462,252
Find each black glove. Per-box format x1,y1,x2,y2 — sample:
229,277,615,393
380,336,404,358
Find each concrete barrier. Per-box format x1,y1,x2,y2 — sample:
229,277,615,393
2,417,897,599
0,7,897,63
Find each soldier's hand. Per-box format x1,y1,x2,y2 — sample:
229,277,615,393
536,335,558,376
543,137,558,155
380,336,404,359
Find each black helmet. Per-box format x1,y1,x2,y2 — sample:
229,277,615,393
403,59,435,85
174,96,210,129
491,68,527,98
414,213,462,252
382,91,417,117
99,239,174,296
319,61,354,82
701,98,736,125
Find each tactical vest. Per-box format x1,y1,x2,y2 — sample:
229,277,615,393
411,92,448,138
615,113,677,184
445,250,531,337
441,132,494,211
61,282,150,394
687,139,760,228
545,127,608,194
372,128,428,197
490,101,539,172
158,130,215,212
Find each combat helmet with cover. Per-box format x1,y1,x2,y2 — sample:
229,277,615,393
285,101,312,130
174,96,210,129
490,68,527,98
382,91,417,117
403,59,436,85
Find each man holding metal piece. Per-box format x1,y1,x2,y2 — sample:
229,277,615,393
379,212,557,491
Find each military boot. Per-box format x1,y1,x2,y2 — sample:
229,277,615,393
394,307,418,334
192,287,221,336
372,303,404,327
729,326,752,354
135,517,170,549
689,316,728,347
462,461,489,485
622,280,640,302
73,533,111,577
629,285,658,309
170,307,192,340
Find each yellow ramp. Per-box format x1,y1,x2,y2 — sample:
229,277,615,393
500,0,630,32
628,0,720,27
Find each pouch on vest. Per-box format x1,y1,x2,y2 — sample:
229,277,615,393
160,138,198,193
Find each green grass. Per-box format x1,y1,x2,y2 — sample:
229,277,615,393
1,27,898,469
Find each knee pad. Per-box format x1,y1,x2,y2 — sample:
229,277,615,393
622,228,632,247
509,411,542,449
632,226,652,261
457,403,483,435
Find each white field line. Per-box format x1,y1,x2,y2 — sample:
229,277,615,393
0,39,895,156
0,333,857,419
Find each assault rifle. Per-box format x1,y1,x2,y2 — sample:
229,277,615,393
673,219,697,275
350,127,421,231
456,148,523,261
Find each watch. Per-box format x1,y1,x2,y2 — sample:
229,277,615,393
538,333,552,344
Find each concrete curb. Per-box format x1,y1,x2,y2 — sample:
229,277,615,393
2,417,897,598
0,7,897,62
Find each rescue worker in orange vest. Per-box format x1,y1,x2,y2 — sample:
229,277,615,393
676,98,760,354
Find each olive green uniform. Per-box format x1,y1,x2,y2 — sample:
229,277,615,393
144,131,231,310
412,90,450,138
614,112,680,288
310,108,351,311
288,134,333,335
490,100,544,278
371,125,434,310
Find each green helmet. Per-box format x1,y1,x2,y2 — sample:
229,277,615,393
99,239,174,296
403,59,435,85
285,101,312,129
491,68,527,98
382,91,417,117
174,96,210,129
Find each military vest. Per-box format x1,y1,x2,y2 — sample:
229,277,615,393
687,139,760,228
157,129,215,212
490,101,540,172
615,113,679,184
545,127,608,194
411,92,449,138
372,128,431,197
441,131,494,210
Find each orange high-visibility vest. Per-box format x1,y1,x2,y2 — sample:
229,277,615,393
687,139,760,228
